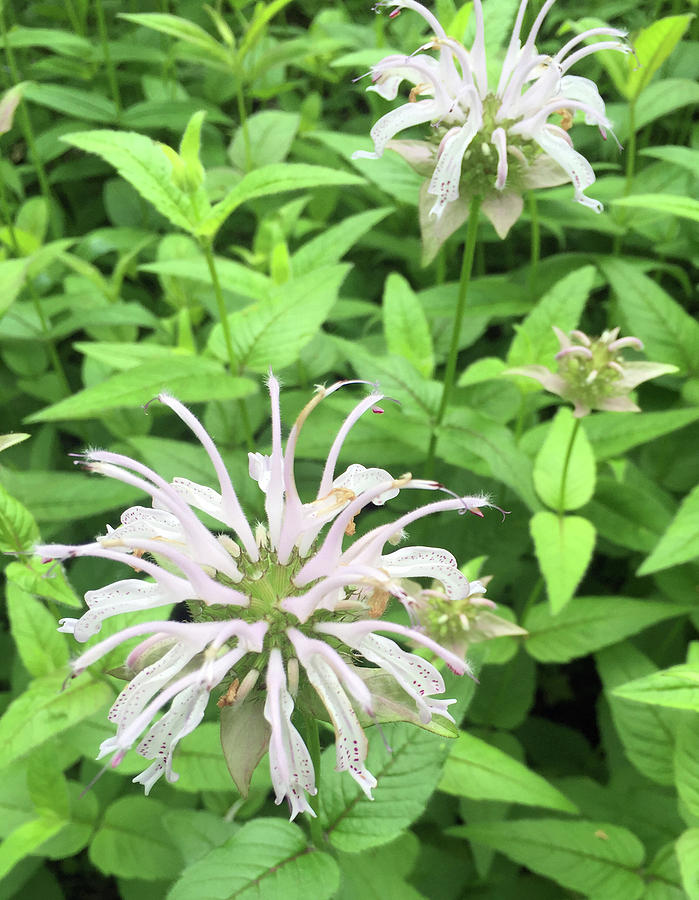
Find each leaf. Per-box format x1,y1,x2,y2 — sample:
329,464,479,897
220,698,270,797
640,146,699,175
533,409,595,511
169,723,237,793
162,809,238,868
583,473,672,554
677,829,699,900
624,15,694,101
524,597,686,663
5,559,82,609
6,582,68,678
613,664,699,711
0,673,112,768
89,797,183,880
23,83,116,123
208,265,348,373
506,266,595,369
675,714,699,819
613,194,699,223
0,816,65,881
198,164,365,239
584,408,699,460
62,130,197,232
597,644,679,787
450,819,645,900
439,730,577,812
140,256,271,302
167,818,340,900
27,358,255,422
320,722,450,853
292,208,392,277
118,13,230,66
601,259,699,375
530,512,596,613
229,110,300,169
335,833,424,900
0,484,39,553
638,484,699,576
383,273,434,378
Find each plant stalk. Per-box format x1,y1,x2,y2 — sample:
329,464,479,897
94,0,122,117
557,418,580,517
527,191,540,297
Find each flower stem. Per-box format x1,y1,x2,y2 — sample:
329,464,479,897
557,418,580,517
201,239,254,451
94,0,122,117
612,99,636,256
236,80,253,172
527,191,540,297
426,195,481,473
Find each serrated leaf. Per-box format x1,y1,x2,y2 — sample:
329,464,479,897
0,673,112,768
383,273,434,378
624,15,694,101
6,582,68,678
162,809,238,868
208,266,348,373
198,164,365,239
601,259,699,375
450,819,645,900
27,358,255,422
292,208,392,277
335,833,424,900
320,723,449,853
638,484,699,576
167,818,340,900
439,730,577,812
530,512,596,613
0,484,39,553
614,194,699,223
533,409,595,511
0,816,65,881
613,664,699,711
524,597,686,663
89,797,183,880
62,130,197,232
169,722,237,793
506,266,595,369
597,644,678,786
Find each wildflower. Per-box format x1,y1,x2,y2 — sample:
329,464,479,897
37,377,501,817
507,326,678,416
354,0,632,257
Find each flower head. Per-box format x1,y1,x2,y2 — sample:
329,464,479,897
37,378,503,817
507,326,678,416
354,0,632,257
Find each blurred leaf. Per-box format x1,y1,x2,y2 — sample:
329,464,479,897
530,512,596,614
677,829,699,900
23,83,116,123
0,816,65,881
625,15,694,101
140,255,271,302
0,484,39,553
292,208,392,277
118,13,230,65
613,194,699,222
584,408,699,460
613,664,699,711
638,484,699,576
383,273,434,378
6,582,68,678
229,110,300,169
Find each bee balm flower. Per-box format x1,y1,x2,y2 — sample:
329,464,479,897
354,0,631,255
37,377,498,817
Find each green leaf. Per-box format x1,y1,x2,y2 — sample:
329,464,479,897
524,597,686,663
597,644,678,786
613,194,699,223
320,723,449,853
439,730,577,812
601,259,699,375
584,473,672,554
62,130,197,232
450,819,645,900
167,818,340,900
467,648,535,729
0,816,65,881
0,673,112,768
613,664,699,711
27,358,255,422
0,433,30,454
624,15,694,101
169,723,236,792
584,408,699,460
677,829,699,900
675,714,699,819
5,559,81,609
229,110,300,170
208,266,348,373
383,274,434,378
162,809,237,868
530,512,596,613
533,409,595,511
292,208,392,277
6,582,68,678
118,13,230,66
335,833,424,900
89,797,183,880
0,484,39,553
506,266,595,369
4,26,94,57
23,82,116,123
140,255,271,302
639,146,699,175
198,164,365,239
638,484,699,576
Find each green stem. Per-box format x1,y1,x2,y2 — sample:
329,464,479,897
64,0,85,35
613,100,636,256
557,419,580,517
426,195,481,473
527,191,540,297
235,80,252,172
1,14,60,237
201,239,254,450
94,0,122,117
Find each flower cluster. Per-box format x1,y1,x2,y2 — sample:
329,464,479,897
354,0,631,255
507,326,677,416
37,378,502,818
